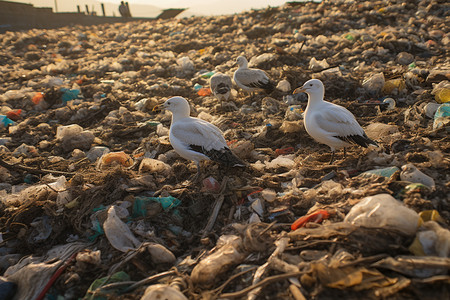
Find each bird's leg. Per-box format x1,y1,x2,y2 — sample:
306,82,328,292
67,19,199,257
329,151,335,165
343,147,346,158
189,161,202,182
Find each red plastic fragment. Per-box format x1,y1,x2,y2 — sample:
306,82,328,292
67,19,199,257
291,209,330,231
6,109,22,121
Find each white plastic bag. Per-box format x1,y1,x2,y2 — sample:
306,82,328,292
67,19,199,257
344,194,419,236
103,206,141,252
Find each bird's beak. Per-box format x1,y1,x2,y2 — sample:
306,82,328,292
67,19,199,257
152,104,162,112
293,87,306,94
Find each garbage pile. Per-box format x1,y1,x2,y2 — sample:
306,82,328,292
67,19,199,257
0,0,449,299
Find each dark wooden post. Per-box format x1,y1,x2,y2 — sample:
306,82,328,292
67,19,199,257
77,5,81,13
101,4,105,16
85,5,89,14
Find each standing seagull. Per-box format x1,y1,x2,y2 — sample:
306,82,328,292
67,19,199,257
162,96,245,180
210,72,233,107
233,56,275,96
293,79,378,164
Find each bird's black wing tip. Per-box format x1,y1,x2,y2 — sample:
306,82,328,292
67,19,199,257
189,145,246,166
336,134,378,148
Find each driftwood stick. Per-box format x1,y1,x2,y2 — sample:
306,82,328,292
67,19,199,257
0,157,75,177
219,272,305,299
201,176,229,237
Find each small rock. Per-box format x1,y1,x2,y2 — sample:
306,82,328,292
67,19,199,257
397,52,414,65
276,79,291,92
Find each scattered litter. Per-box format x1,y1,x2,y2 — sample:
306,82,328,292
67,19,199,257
0,1,448,299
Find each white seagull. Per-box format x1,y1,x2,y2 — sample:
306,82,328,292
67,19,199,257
161,96,245,179
210,72,233,106
293,79,378,164
233,56,275,96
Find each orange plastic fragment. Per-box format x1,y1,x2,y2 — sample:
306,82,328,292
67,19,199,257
32,92,44,104
197,87,212,96
291,209,330,231
6,109,22,121
226,139,238,147
101,151,133,167
275,147,295,156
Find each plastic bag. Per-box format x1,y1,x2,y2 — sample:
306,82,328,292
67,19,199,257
191,235,246,286
344,194,419,236
103,206,141,252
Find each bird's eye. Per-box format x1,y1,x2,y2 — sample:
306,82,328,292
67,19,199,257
167,102,171,105
309,84,313,86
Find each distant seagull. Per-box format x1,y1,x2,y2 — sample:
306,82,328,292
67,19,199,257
293,79,378,164
233,56,275,96
161,96,245,180
210,72,232,107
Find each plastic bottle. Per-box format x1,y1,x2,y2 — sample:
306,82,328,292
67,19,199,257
433,103,450,130
199,71,215,79
435,88,450,103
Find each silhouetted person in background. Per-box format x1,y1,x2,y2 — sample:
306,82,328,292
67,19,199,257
119,1,127,18
125,2,132,17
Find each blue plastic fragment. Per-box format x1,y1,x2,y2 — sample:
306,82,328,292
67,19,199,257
0,115,15,127
60,88,81,103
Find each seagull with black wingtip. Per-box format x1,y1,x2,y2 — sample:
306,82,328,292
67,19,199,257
158,96,245,181
210,72,233,108
233,56,275,97
293,79,378,164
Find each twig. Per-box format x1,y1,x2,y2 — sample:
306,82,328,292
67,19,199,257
35,252,78,300
289,284,307,300
298,40,306,53
202,194,225,238
339,253,389,268
93,247,144,298
258,221,277,237
0,157,75,177
94,281,136,291
201,177,229,237
219,271,305,299
212,266,258,295
286,240,354,250
121,269,178,293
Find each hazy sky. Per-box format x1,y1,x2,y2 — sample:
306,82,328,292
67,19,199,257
125,0,287,9
9,0,289,16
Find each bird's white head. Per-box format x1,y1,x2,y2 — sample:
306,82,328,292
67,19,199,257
236,56,248,68
293,79,325,101
162,96,191,120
